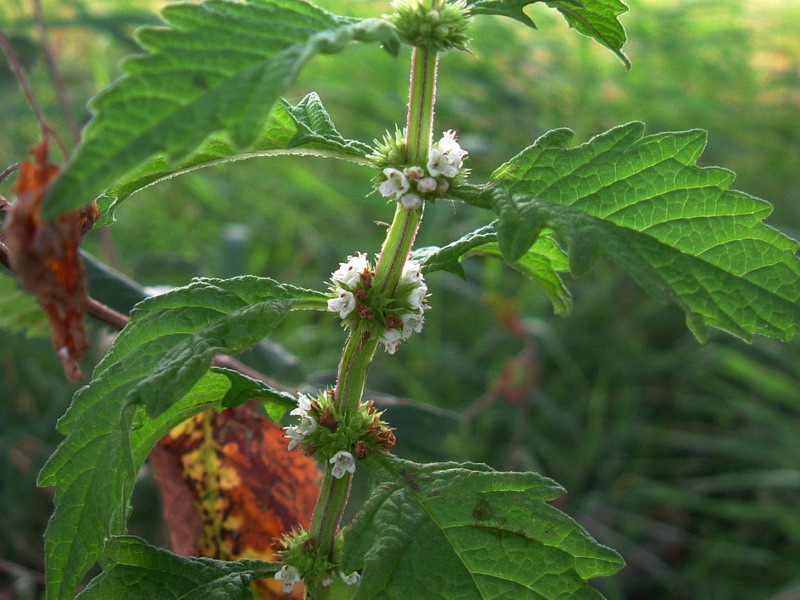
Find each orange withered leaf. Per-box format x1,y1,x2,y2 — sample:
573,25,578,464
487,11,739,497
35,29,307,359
151,406,321,599
3,139,98,380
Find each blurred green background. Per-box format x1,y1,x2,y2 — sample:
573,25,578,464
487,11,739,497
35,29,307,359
1,0,799,598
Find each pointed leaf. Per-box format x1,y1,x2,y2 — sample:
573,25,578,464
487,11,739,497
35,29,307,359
413,223,571,312
464,0,629,66
490,123,800,341
38,276,322,600
211,366,298,420
343,454,624,599
76,536,278,600
43,0,397,218
96,93,373,225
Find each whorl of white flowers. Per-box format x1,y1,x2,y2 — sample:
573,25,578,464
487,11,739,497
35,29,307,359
326,253,430,355
284,393,318,451
378,258,430,354
377,130,467,209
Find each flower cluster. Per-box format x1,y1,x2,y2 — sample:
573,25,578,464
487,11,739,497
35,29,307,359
327,253,430,354
283,391,396,459
388,0,472,52
379,258,429,354
377,130,467,210
273,528,360,593
284,393,318,451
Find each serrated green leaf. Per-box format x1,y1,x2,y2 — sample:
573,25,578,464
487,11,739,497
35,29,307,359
43,0,397,218
77,536,278,600
490,123,800,341
211,366,297,420
39,276,323,600
464,0,629,66
95,93,371,226
413,223,572,312
342,454,623,599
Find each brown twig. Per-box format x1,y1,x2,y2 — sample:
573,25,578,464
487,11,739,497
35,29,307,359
1,238,291,391
0,162,20,185
32,0,81,145
0,163,19,209
0,30,70,158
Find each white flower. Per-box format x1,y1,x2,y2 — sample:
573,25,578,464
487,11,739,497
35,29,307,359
379,167,410,198
291,393,313,415
329,451,356,479
340,571,361,585
417,176,437,193
284,426,304,451
297,414,317,436
427,130,467,178
327,291,356,319
380,327,403,354
403,166,424,181
400,259,424,285
398,192,422,210
275,565,302,594
401,312,425,338
332,253,371,288
408,285,429,312
438,130,465,157
436,178,449,193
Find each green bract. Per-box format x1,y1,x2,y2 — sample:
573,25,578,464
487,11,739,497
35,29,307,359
388,0,472,52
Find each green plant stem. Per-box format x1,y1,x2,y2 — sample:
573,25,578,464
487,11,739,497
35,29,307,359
305,14,439,600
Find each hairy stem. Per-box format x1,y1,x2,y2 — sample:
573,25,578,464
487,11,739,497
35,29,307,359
305,18,440,600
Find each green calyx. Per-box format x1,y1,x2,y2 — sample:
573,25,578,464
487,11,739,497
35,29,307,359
301,392,396,460
275,528,336,589
387,0,472,52
369,127,409,169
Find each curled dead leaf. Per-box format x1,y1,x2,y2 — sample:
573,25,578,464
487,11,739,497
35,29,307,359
3,139,98,380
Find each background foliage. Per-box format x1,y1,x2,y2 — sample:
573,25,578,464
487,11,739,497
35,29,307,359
1,0,799,598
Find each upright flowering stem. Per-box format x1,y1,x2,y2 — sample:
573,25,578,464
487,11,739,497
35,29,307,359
372,31,438,297
305,4,439,597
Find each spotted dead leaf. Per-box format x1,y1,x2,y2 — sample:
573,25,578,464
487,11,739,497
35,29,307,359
150,405,321,599
3,139,98,380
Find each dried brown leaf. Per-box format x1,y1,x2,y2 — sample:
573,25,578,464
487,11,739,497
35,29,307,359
3,139,98,380
152,406,321,599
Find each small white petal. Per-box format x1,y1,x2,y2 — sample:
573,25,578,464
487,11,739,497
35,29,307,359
329,451,356,478
332,253,371,288
398,192,422,210
403,166,424,181
417,176,437,193
275,565,301,593
408,286,428,311
400,259,424,285
401,313,425,338
340,571,361,585
379,167,410,198
328,291,356,319
426,148,446,177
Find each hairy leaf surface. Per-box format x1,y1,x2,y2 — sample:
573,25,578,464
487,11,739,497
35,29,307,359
490,123,800,341
465,0,629,66
343,454,624,599
43,0,397,217
414,223,571,312
38,276,317,600
76,536,278,600
95,93,371,225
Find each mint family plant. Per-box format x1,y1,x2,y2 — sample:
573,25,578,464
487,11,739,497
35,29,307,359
7,0,800,598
